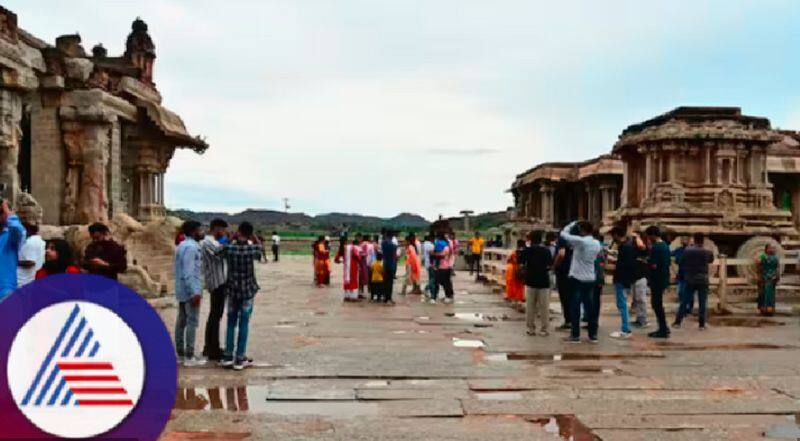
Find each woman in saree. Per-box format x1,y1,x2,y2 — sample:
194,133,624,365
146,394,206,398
505,239,526,307
756,243,779,316
335,236,361,301
314,236,331,287
401,234,422,295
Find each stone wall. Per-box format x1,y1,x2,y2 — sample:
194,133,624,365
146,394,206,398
30,96,64,224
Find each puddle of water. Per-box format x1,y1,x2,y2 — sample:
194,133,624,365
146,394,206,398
707,316,784,327
452,338,485,348
273,325,297,329
654,342,793,351
448,312,486,322
485,353,508,362
524,415,599,440
507,352,663,361
764,424,800,439
416,316,430,321
364,380,390,387
174,387,380,418
475,392,523,401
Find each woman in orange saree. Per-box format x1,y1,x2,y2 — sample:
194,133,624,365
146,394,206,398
401,235,422,295
314,236,331,287
505,240,526,305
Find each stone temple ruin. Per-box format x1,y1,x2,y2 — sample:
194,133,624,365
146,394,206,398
0,7,206,296
509,106,800,282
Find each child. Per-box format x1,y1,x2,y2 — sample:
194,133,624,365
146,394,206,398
370,253,385,302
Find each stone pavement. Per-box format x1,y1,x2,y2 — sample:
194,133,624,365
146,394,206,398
161,256,800,440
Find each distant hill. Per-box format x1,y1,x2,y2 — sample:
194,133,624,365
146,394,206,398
167,209,430,231
447,210,511,230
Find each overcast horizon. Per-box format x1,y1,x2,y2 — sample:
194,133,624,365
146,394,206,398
8,1,800,219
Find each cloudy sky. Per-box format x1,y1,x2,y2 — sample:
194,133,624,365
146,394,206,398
8,1,800,219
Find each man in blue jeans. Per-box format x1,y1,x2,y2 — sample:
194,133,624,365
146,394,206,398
673,232,714,330
220,222,263,370
560,220,602,343
609,225,647,339
174,220,205,367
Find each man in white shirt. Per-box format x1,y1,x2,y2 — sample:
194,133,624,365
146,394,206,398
17,223,45,287
271,231,281,262
560,220,602,344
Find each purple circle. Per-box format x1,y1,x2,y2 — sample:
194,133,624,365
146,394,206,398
0,274,177,440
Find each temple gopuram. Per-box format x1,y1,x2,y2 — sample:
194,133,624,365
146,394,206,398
0,7,207,295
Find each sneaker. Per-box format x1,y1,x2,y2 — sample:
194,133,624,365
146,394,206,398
647,330,670,339
699,325,707,331
526,329,537,336
443,298,454,304
539,330,550,337
183,356,207,367
218,356,234,368
610,331,631,339
562,337,580,344
176,355,185,365
672,322,682,329
589,337,599,344
632,321,649,329
233,359,245,371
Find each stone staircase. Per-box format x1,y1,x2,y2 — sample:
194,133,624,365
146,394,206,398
125,235,175,296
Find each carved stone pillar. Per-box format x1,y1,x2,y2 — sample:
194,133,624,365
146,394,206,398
0,90,22,204
792,185,800,230
61,122,112,224
541,185,554,227
80,125,111,224
642,147,652,200
621,160,629,207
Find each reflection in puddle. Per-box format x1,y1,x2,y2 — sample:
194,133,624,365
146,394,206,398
174,387,380,418
174,386,260,412
448,312,485,322
475,392,523,400
485,352,508,362
452,338,485,348
524,415,599,440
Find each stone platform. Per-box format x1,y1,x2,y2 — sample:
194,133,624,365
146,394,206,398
162,256,800,440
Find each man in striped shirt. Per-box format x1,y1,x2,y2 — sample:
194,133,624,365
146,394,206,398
200,218,228,361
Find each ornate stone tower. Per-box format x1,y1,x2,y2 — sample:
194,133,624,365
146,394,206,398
124,18,156,84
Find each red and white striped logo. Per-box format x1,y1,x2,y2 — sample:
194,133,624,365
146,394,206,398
7,302,145,438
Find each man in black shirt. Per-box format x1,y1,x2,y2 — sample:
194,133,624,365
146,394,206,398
519,231,553,336
673,233,714,329
552,234,573,330
610,226,647,338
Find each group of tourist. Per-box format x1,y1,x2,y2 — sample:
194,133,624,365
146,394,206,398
173,219,263,370
503,219,781,343
0,199,129,301
314,229,474,305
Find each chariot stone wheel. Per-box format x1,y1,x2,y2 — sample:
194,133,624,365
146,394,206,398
670,236,719,278
735,236,785,282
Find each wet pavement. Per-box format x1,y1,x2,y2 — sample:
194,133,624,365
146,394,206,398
161,256,800,440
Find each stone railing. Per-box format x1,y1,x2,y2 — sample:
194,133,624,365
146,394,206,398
481,247,800,309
